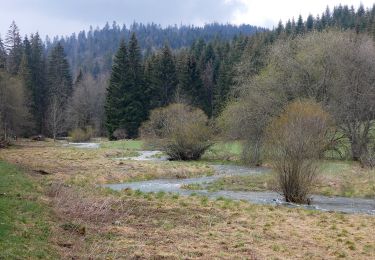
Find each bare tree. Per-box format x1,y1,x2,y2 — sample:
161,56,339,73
0,70,29,142
47,96,65,141
226,31,375,162
67,74,108,136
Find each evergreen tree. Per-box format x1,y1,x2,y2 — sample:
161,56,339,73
0,36,7,69
158,43,178,106
296,15,305,35
285,20,293,35
106,34,147,139
276,21,284,35
105,40,129,139
306,15,314,32
46,43,72,109
19,36,33,108
123,33,147,138
5,21,23,75
30,33,47,133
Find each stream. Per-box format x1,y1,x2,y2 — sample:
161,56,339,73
63,142,100,149
105,150,375,215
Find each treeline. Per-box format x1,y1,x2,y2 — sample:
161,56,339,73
0,22,107,141
105,33,248,139
51,22,263,78
2,3,375,148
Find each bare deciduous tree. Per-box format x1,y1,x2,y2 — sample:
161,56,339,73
67,74,108,136
0,70,29,142
225,31,375,162
47,96,65,141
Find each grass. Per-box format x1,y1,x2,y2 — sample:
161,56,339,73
195,161,375,198
0,161,57,259
201,141,242,163
181,173,275,192
100,139,144,150
317,161,375,198
1,140,375,259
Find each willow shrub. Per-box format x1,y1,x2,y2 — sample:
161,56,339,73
141,103,213,160
265,100,331,204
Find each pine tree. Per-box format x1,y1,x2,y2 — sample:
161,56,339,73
0,36,6,69
276,21,284,35
306,15,314,32
5,21,23,75
106,34,147,139
285,20,293,35
123,33,147,138
158,43,178,106
105,40,129,139
46,43,72,100
296,15,305,35
30,33,46,133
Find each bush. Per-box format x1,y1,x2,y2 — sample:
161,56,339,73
69,127,93,142
360,147,375,168
0,137,10,148
265,100,331,204
141,103,213,160
113,128,127,140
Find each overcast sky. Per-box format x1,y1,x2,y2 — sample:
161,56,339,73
0,0,374,39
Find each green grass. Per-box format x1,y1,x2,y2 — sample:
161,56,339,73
0,161,57,259
182,173,275,192
202,141,242,162
193,160,375,198
100,140,144,150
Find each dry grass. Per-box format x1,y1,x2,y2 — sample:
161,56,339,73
1,140,375,259
0,139,213,186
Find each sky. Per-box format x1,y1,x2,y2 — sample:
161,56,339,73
0,0,374,39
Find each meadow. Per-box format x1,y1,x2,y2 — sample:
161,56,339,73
0,139,374,259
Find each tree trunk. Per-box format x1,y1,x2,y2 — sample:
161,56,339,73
351,138,367,161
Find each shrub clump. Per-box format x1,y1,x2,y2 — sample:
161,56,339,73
141,103,213,160
69,127,93,142
265,100,331,204
113,128,127,140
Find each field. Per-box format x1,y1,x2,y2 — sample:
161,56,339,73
0,139,375,259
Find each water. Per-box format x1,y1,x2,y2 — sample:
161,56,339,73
114,150,168,161
105,151,375,215
64,142,100,149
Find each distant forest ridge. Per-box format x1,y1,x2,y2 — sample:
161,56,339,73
46,23,266,77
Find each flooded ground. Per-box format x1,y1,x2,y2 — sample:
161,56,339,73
114,150,168,161
106,151,375,215
63,142,100,149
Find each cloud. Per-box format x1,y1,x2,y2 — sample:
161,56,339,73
1,0,374,38
0,0,246,38
233,0,375,28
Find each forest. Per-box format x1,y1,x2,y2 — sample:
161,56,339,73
0,5,375,165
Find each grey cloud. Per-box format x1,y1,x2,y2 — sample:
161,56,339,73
2,0,246,36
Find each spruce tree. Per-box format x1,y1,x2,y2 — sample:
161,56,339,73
158,43,178,106
0,36,7,69
5,21,23,75
30,33,46,133
46,43,72,101
105,40,129,139
306,15,314,32
122,33,147,138
296,15,305,35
